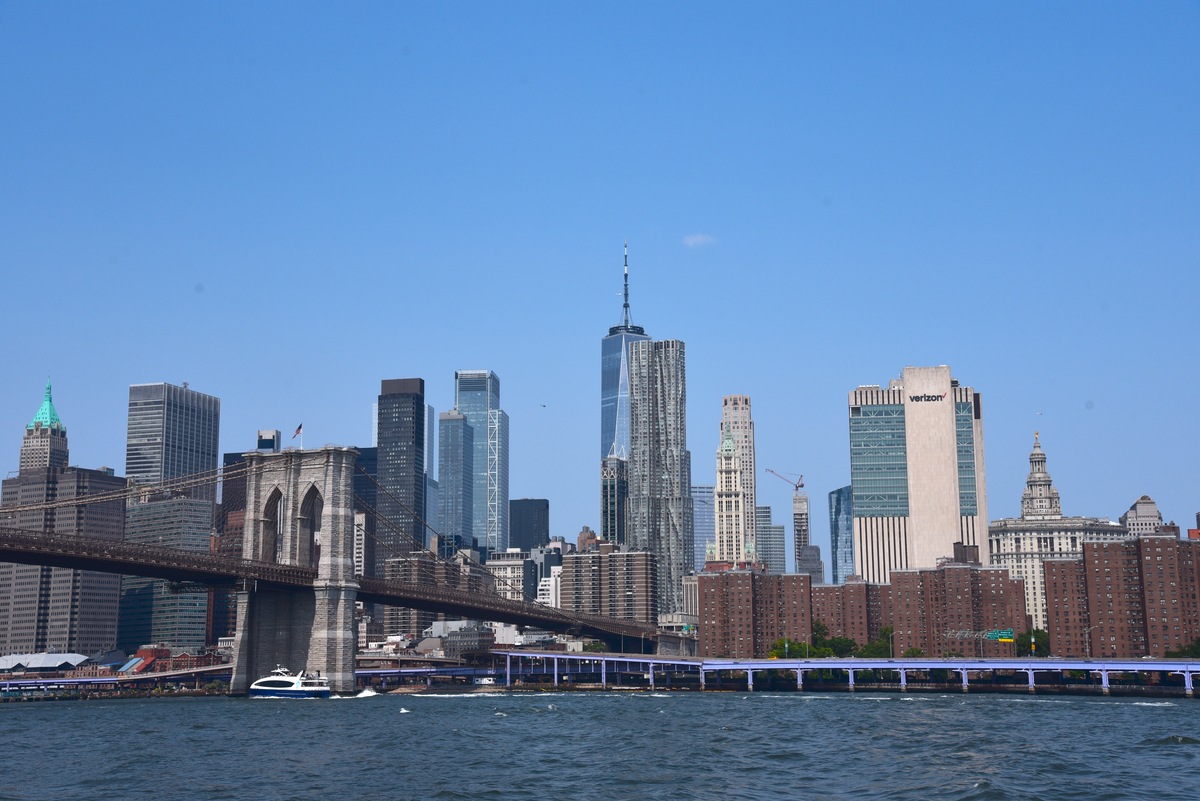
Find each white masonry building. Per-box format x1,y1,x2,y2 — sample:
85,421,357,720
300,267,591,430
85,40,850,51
987,433,1126,631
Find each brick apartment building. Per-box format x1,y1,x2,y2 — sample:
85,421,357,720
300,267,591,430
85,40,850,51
1045,533,1200,658
698,572,812,659
559,542,657,624
698,545,1027,658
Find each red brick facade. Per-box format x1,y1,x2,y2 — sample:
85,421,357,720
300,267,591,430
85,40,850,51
698,561,1026,659
1045,535,1200,658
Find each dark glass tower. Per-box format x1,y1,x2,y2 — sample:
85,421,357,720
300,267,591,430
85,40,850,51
376,379,426,571
437,410,473,549
510,498,550,551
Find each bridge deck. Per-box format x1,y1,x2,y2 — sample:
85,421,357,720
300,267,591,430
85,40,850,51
0,526,658,643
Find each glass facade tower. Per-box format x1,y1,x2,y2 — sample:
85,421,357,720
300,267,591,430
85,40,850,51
120,382,219,650
847,366,986,583
455,370,509,553
691,485,715,572
828,485,854,584
125,382,220,503
600,244,650,461
438,410,473,547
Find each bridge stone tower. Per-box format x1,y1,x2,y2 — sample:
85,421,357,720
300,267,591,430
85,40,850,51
230,447,359,695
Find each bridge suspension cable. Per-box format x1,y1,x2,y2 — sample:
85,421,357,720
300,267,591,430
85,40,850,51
351,465,577,624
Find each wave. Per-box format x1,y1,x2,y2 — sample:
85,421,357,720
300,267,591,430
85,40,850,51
1140,735,1199,746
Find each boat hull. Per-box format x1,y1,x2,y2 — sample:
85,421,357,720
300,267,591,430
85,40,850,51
249,687,332,699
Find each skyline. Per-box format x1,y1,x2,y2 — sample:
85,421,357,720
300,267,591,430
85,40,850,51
2,3,1197,573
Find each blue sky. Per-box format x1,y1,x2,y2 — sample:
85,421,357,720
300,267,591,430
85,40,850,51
2,2,1198,571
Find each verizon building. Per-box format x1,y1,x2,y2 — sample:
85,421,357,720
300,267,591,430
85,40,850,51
848,366,986,583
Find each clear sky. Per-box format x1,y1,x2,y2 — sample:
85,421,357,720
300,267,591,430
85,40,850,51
2,2,1198,572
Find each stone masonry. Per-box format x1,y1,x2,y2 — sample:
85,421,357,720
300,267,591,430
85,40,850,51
229,447,359,694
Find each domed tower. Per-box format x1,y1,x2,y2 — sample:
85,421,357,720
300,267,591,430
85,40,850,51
1020,432,1061,520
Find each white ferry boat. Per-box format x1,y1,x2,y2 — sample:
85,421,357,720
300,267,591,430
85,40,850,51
249,667,332,699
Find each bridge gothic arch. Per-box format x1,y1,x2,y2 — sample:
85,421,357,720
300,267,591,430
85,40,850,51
298,484,322,568
260,487,284,564
230,447,359,695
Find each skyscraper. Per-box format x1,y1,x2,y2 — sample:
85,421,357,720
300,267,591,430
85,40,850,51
713,427,748,563
424,404,439,538
628,338,693,618
754,505,786,574
455,370,509,553
792,492,824,583
0,381,126,655
720,395,756,550
125,382,220,502
376,379,427,569
119,382,220,651
18,381,68,473
600,243,651,461
828,485,854,584
691,484,715,572
847,366,986,584
438,409,473,547
510,498,550,551
600,455,628,546
600,244,650,549
119,495,212,652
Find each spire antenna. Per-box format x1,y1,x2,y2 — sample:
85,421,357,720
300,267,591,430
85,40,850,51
622,241,631,328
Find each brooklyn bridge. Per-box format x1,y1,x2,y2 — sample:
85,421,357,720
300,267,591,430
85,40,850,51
0,446,666,694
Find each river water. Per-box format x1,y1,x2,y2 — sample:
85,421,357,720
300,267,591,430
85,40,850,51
1,690,1196,800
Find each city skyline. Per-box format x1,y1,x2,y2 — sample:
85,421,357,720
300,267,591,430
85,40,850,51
1,4,1197,572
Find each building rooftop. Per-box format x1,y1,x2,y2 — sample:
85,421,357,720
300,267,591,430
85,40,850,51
27,379,64,431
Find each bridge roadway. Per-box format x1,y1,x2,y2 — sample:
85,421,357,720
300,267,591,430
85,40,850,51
0,526,658,645
496,651,1200,695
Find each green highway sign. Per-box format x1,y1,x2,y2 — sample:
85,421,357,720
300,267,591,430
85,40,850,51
985,628,1015,641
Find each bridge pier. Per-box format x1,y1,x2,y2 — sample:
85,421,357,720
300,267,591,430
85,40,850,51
230,447,359,695
1100,670,1110,695
899,668,907,692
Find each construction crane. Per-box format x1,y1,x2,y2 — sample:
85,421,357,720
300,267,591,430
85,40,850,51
765,468,804,493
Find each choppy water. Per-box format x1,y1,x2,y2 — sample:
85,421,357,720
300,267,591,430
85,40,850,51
1,691,1197,800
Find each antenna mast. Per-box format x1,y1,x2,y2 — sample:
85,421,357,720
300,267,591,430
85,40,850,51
622,240,631,328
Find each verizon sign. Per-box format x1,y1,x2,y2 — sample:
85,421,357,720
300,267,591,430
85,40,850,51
909,393,947,403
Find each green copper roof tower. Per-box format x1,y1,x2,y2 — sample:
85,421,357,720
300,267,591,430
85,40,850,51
20,379,68,472
28,379,65,431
